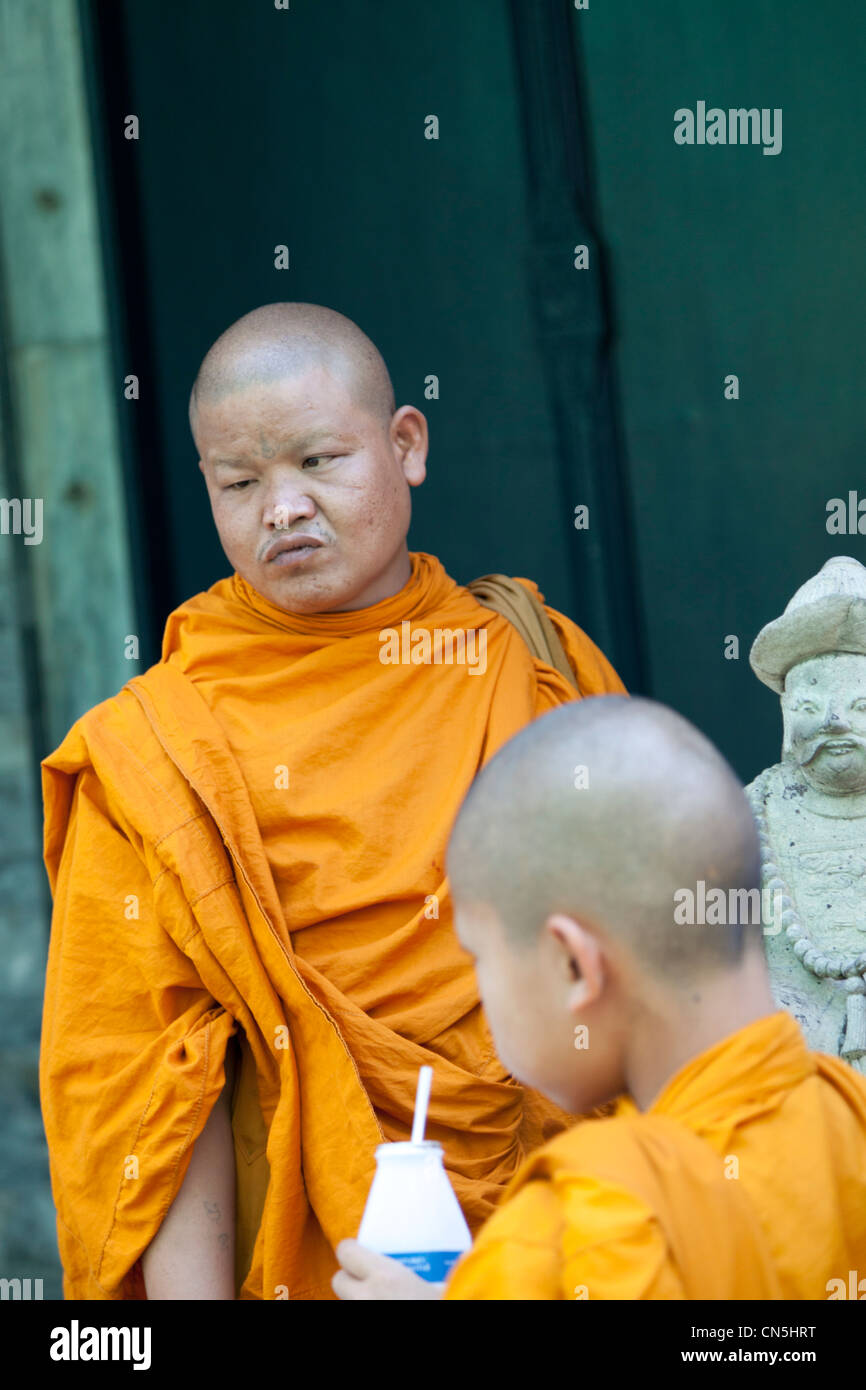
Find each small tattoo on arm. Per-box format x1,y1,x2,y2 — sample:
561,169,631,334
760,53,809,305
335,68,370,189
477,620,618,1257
203,1200,221,1222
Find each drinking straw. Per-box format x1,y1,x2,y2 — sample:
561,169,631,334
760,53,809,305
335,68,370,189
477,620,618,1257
411,1065,433,1144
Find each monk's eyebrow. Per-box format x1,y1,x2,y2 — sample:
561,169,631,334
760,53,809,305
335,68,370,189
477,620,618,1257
211,457,247,471
285,429,359,450
210,430,357,469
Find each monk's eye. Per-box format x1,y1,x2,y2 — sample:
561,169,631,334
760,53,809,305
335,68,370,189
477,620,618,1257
794,702,818,714
302,454,345,469
851,700,866,713
225,480,254,491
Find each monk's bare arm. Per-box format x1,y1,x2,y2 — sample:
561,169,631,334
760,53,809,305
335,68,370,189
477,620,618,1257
141,1080,236,1299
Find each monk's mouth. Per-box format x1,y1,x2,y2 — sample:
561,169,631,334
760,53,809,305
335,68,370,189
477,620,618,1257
818,740,860,755
265,537,325,566
270,545,321,566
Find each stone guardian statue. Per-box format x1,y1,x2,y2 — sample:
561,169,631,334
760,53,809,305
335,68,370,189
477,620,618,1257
746,556,866,1074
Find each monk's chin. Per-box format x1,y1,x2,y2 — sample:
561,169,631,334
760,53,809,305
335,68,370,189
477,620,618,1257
264,585,339,614
244,564,357,615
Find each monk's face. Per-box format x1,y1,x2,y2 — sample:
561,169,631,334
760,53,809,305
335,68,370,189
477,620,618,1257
194,366,427,612
454,900,626,1114
782,655,866,794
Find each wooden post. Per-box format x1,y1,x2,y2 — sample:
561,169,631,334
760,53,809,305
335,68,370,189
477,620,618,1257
0,0,138,749
0,0,138,1296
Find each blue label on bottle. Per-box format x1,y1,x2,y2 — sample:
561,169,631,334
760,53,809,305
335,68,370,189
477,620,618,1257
386,1250,463,1283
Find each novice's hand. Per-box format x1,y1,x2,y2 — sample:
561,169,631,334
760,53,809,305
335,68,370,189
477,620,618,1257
332,1239,444,1300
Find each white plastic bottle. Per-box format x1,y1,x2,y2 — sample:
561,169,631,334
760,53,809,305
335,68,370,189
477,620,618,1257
357,1140,472,1286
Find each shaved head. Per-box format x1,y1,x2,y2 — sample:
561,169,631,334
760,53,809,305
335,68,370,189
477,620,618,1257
448,696,763,983
189,302,427,615
189,302,396,439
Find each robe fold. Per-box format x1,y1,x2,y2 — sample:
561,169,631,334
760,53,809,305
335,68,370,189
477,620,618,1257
444,1010,866,1299
40,551,624,1299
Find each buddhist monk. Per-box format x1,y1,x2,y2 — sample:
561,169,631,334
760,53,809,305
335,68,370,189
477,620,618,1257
39,302,626,1300
333,696,866,1299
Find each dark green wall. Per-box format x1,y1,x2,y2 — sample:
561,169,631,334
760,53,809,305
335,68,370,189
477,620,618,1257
575,1,866,778
87,0,866,783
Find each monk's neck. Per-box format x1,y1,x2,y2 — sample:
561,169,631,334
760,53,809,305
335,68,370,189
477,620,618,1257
625,955,778,1111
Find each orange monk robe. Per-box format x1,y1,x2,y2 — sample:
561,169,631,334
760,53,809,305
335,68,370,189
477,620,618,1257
40,552,624,1300
444,1011,866,1299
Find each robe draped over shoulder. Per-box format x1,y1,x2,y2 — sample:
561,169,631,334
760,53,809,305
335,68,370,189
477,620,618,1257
40,552,624,1299
444,1012,866,1299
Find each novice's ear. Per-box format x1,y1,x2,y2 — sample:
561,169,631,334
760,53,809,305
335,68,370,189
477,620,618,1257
544,912,605,1010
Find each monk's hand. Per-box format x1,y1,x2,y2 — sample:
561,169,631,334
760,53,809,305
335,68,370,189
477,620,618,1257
332,1239,444,1300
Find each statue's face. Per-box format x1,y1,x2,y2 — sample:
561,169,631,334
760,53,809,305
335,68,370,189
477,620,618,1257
782,654,866,794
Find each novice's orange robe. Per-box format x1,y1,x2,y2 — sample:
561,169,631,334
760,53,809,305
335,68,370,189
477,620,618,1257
40,552,624,1300
444,1011,866,1299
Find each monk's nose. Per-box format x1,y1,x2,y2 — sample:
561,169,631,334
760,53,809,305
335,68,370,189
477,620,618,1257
265,487,317,527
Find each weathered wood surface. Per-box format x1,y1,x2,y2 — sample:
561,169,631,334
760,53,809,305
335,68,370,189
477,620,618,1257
0,0,139,1296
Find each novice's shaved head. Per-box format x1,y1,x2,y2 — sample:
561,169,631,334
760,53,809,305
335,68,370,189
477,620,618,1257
448,696,763,983
189,302,396,438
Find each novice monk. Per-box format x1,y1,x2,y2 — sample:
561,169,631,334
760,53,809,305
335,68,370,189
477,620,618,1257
333,696,866,1299
39,303,625,1300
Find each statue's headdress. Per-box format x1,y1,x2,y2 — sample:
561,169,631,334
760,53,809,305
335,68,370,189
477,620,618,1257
750,556,866,693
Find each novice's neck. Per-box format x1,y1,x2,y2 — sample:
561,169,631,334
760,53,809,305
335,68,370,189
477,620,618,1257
625,952,778,1111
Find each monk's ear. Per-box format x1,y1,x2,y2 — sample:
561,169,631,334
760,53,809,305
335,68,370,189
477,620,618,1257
389,405,427,485
544,913,605,1010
